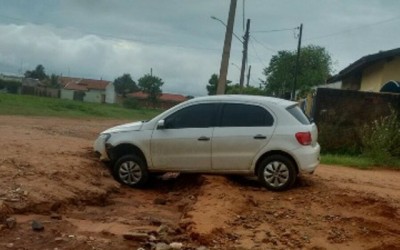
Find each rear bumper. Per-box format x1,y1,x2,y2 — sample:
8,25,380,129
292,143,320,174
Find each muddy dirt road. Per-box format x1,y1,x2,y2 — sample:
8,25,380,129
1,116,399,250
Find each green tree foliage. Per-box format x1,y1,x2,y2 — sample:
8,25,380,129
262,45,333,99
206,73,231,95
49,74,59,87
207,74,219,95
24,64,48,80
0,79,22,93
361,108,400,164
226,84,266,95
113,73,139,97
138,74,164,104
122,97,140,109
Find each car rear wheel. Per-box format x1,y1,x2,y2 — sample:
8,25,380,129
257,155,296,191
113,155,149,187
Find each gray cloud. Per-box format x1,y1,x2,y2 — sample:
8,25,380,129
1,0,400,96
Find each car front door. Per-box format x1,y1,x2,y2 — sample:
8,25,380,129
212,103,275,170
151,103,217,171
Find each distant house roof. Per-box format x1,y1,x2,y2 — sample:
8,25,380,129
78,78,110,90
160,93,188,102
128,91,187,102
59,77,81,87
64,82,88,91
129,91,147,99
59,76,110,91
328,47,400,83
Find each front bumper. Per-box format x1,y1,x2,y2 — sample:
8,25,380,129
93,135,111,161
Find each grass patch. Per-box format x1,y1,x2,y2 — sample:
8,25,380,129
321,154,400,169
0,93,161,120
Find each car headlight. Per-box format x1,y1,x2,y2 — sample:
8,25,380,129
99,133,111,142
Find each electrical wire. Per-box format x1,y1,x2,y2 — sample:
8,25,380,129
253,27,298,33
305,15,400,42
251,35,277,52
248,39,269,68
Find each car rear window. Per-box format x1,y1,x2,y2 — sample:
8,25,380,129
287,105,310,125
220,103,274,127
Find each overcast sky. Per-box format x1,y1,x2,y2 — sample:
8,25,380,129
0,0,399,96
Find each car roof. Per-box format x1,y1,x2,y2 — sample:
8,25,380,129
189,95,297,107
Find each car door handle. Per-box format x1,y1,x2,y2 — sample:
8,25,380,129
198,136,210,141
253,134,267,140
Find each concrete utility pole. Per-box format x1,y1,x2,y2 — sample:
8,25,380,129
246,65,251,87
216,0,237,95
239,18,250,90
292,23,303,101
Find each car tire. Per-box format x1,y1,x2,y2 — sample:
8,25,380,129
257,155,297,191
113,154,149,188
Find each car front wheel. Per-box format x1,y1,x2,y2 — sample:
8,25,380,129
113,155,149,187
257,155,296,191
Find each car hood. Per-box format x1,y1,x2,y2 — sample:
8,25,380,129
102,121,144,134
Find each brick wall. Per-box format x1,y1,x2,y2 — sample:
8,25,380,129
313,88,400,154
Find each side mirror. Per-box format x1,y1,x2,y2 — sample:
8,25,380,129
157,119,165,129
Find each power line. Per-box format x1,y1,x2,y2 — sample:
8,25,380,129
251,35,276,52
305,15,400,42
253,27,298,33
249,39,268,68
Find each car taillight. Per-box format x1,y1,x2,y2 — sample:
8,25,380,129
295,132,312,145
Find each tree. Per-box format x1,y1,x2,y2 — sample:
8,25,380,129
207,73,231,95
226,84,266,95
138,74,164,104
24,64,48,80
262,45,333,99
49,74,59,87
113,73,139,97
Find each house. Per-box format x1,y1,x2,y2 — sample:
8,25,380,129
59,77,116,103
127,91,187,109
327,47,400,94
20,78,59,98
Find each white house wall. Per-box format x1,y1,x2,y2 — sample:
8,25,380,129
105,83,116,104
84,90,105,103
60,89,74,100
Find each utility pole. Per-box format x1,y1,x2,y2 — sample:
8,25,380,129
292,23,303,101
239,18,250,91
246,65,251,87
242,0,245,31
216,0,237,95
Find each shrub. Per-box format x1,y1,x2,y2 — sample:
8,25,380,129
0,79,22,94
123,97,140,109
360,108,400,165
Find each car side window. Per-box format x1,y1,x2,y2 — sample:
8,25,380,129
220,103,274,127
164,103,217,129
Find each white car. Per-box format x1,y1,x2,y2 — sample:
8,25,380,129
94,95,320,191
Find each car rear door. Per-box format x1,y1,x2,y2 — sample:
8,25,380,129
211,103,275,171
